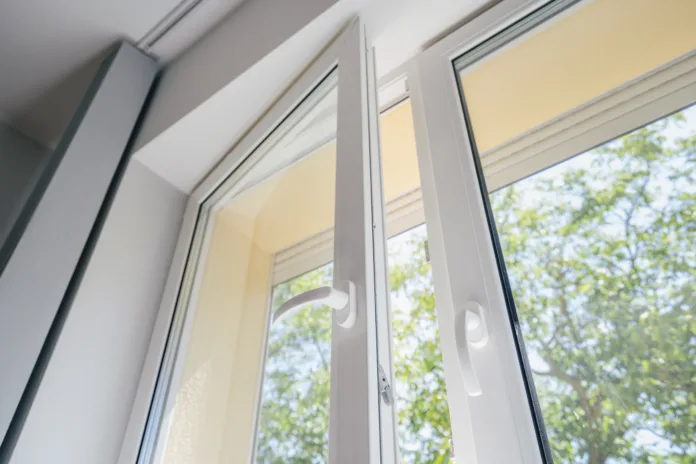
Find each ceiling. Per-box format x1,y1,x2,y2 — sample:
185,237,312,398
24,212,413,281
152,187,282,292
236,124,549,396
0,0,494,191
0,0,246,147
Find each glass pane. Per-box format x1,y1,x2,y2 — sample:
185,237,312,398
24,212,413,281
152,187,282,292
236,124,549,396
454,1,696,461
490,105,696,462
255,264,333,462
380,100,453,462
147,71,338,464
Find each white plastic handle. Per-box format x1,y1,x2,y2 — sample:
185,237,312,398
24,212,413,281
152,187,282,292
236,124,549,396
273,280,356,328
454,301,489,396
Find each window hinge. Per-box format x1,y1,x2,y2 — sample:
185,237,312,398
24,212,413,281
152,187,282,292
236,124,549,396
378,364,394,406
424,239,431,262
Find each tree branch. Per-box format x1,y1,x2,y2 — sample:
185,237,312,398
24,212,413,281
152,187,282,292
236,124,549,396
532,363,597,423
308,329,329,372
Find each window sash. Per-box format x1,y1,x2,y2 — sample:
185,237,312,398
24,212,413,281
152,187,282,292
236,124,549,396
409,0,696,462
120,18,387,464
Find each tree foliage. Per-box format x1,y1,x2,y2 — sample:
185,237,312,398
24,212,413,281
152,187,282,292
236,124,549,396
256,265,333,463
255,110,696,463
388,228,451,463
491,112,696,463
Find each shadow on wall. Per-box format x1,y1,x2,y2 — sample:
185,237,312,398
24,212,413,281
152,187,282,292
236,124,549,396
0,44,112,260
0,122,50,249
2,47,110,150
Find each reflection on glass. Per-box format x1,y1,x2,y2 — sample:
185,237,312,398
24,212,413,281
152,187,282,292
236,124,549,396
490,107,696,462
256,264,333,463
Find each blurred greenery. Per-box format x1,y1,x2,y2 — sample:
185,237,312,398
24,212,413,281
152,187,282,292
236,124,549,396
387,226,451,463
255,265,333,464
254,110,696,463
491,112,696,463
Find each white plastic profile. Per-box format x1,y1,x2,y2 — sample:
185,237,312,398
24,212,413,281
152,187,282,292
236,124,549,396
454,301,490,396
273,280,357,328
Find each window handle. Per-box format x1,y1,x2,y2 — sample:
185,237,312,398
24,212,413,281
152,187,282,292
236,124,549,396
454,301,489,396
273,280,357,328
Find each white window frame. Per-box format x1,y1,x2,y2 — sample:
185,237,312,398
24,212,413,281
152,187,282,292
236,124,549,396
117,17,392,464
404,0,696,462
405,2,557,461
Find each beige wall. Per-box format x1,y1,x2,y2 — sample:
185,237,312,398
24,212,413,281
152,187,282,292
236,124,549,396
381,101,421,202
252,142,337,253
221,100,422,254
163,211,272,464
461,0,696,152
214,98,423,257
219,242,273,462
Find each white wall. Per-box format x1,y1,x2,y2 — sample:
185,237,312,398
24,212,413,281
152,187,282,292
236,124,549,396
0,122,48,247
0,43,157,443
136,0,338,153
9,160,185,464
133,0,360,193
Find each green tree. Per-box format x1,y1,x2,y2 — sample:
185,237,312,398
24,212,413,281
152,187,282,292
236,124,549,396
255,110,696,463
388,227,452,463
255,265,333,463
491,112,696,463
